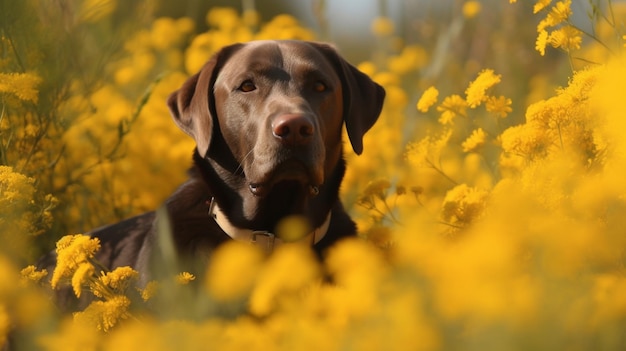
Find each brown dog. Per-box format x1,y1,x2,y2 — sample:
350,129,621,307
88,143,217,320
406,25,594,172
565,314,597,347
40,40,385,306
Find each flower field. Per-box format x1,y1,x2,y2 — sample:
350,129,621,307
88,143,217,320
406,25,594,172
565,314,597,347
2,0,626,349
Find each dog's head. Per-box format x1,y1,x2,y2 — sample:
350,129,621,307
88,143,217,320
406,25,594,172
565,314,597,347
168,40,385,198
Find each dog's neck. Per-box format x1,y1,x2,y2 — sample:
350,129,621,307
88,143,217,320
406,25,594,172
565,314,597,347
192,149,345,234
207,197,331,252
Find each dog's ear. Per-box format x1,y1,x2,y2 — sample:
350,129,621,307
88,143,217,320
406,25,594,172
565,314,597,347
313,43,386,155
167,43,244,157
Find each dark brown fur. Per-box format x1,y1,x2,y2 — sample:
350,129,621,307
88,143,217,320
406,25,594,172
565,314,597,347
38,40,385,309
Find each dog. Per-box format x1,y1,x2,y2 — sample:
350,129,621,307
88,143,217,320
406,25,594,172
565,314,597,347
39,40,385,307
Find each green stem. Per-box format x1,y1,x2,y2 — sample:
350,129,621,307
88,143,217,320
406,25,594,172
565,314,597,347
425,158,458,185
569,20,615,55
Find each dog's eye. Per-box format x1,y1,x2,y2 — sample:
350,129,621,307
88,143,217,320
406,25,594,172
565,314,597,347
238,80,256,92
313,81,327,92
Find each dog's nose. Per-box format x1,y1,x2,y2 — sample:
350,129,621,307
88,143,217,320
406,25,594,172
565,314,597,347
272,114,314,145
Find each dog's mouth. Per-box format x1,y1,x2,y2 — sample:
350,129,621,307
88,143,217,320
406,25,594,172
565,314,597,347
248,161,321,197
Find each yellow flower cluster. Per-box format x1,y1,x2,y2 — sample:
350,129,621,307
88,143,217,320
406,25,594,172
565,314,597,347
175,272,195,285
0,166,57,261
436,94,467,125
485,95,512,118
440,183,489,227
0,72,42,103
0,255,54,348
93,267,139,298
50,234,101,289
500,66,598,169
47,234,147,331
404,67,511,207
20,265,48,283
74,295,132,332
513,0,583,56
465,69,502,108
0,167,37,233
461,128,487,152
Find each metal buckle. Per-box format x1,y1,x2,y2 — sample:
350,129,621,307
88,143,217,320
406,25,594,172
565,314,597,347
251,231,276,252
207,198,217,219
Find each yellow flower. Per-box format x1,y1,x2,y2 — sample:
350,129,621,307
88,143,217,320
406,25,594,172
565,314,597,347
533,0,552,13
150,17,189,51
441,184,489,226
536,29,549,56
176,17,195,34
437,94,468,125
275,215,311,242
499,66,600,167
463,1,482,19
206,7,241,30
0,166,45,253
373,71,400,86
114,66,135,85
20,265,48,284
499,124,549,160
362,179,392,200
357,61,377,77
184,32,213,75
38,318,99,350
0,166,35,202
71,263,95,298
406,130,453,168
256,14,314,40
462,128,487,153
358,179,393,211
486,95,513,118
324,239,388,317
205,241,264,301
549,26,582,51
74,295,131,332
51,235,100,289
371,17,395,37
249,244,320,316
92,266,138,298
139,281,159,301
385,85,409,108
538,0,571,31
388,45,428,74
417,86,439,113
549,0,571,22
0,72,42,103
465,69,502,108
176,272,196,285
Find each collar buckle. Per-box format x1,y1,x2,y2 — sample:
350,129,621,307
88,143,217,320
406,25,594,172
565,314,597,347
251,231,276,252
